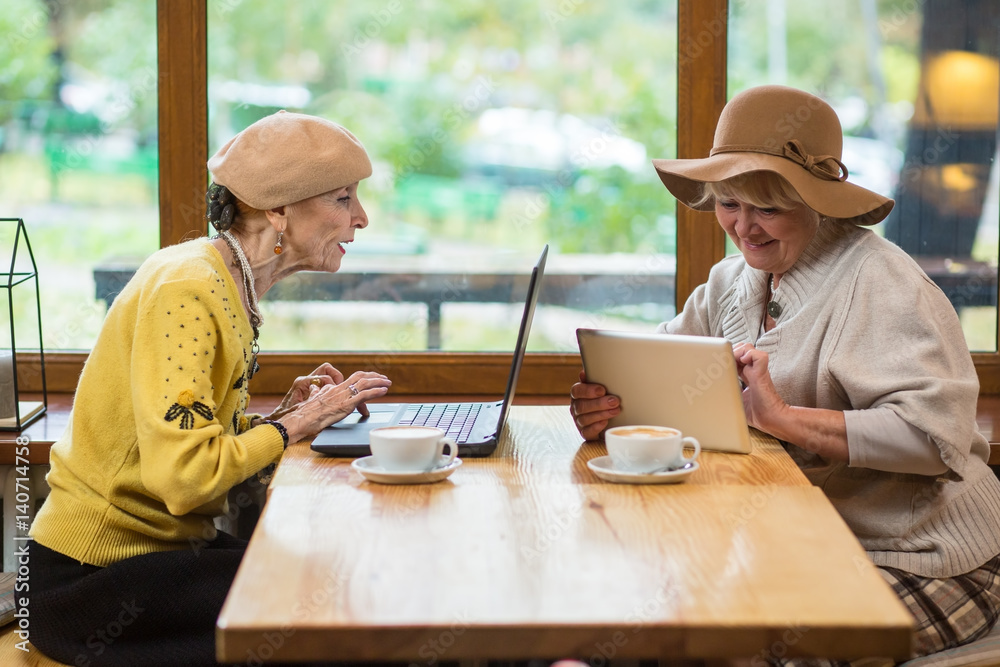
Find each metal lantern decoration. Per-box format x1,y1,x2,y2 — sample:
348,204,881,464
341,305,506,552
0,218,47,430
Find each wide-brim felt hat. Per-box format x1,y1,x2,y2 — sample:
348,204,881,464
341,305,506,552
652,85,894,225
208,110,372,210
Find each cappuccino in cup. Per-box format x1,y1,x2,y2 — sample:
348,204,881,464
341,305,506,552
369,426,459,472
605,425,700,473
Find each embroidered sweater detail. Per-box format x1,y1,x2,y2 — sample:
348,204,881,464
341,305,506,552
31,239,284,567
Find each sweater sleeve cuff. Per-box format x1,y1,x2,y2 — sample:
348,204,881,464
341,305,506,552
846,408,949,476
239,424,285,478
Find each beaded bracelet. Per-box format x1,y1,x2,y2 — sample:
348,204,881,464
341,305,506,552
262,419,289,449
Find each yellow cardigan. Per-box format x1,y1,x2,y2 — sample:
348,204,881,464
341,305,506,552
31,239,284,566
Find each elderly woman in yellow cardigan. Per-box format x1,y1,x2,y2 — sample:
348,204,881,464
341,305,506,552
26,111,392,666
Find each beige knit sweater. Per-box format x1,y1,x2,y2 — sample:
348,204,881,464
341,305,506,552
660,220,1000,577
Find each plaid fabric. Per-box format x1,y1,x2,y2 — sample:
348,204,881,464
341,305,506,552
768,554,1000,667
0,572,15,627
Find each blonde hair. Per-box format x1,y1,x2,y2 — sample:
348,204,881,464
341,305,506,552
694,171,813,213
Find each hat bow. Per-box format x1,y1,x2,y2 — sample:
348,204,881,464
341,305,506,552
781,139,848,182
711,139,849,182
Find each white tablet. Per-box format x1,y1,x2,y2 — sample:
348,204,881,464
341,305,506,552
577,328,752,454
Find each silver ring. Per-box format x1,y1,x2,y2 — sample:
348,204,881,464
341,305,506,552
348,383,359,397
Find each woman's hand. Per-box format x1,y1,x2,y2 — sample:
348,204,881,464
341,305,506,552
274,369,392,445
569,370,620,441
733,342,849,461
266,363,349,420
733,342,788,432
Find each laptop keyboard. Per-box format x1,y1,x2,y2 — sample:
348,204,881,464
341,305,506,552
399,403,483,442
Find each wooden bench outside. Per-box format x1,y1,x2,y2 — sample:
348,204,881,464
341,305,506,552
93,254,677,350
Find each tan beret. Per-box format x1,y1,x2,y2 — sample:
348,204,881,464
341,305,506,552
207,110,372,210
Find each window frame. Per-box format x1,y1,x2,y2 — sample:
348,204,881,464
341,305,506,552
33,0,1000,396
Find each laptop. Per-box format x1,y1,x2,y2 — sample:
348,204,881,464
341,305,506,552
576,328,752,454
311,245,548,458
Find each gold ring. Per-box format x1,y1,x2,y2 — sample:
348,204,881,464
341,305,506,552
310,378,322,387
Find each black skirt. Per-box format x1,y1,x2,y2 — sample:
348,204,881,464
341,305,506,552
21,533,247,667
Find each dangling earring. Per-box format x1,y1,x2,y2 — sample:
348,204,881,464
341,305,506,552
273,231,283,255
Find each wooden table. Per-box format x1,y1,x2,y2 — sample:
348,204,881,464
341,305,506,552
216,406,913,663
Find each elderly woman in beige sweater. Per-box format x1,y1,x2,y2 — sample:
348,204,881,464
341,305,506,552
571,85,1000,666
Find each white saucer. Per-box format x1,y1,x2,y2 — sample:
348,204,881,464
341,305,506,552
351,456,462,485
586,456,698,484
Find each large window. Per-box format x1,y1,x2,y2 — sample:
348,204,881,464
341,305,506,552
8,0,1000,395
731,0,1000,351
207,0,678,353
0,0,158,350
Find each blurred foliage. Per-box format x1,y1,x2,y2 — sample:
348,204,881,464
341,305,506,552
2,0,996,350
729,0,922,139
207,0,680,254
547,168,674,254
0,0,932,258
12,0,927,255
67,0,158,135
0,0,58,128
3,0,156,137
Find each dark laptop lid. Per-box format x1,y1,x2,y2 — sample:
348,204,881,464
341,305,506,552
491,244,548,439
310,245,548,457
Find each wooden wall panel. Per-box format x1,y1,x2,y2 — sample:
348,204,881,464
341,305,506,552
157,0,209,247
675,0,729,309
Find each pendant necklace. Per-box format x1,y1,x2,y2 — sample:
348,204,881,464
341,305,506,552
766,274,783,319
219,231,262,379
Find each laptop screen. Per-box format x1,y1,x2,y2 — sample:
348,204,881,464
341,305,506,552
492,244,548,437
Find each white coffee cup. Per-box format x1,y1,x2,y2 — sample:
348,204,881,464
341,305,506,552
369,426,459,472
604,425,700,473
